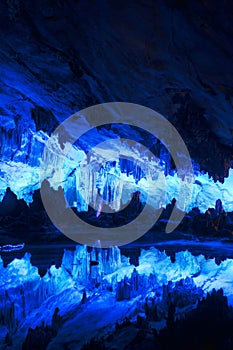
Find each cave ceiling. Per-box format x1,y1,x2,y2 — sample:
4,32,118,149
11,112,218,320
0,0,233,180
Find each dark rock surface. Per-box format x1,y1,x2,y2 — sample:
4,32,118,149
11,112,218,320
0,0,232,179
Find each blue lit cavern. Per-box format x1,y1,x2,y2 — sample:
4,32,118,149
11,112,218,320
0,1,233,349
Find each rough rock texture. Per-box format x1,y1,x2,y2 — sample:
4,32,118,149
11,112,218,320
0,0,232,181
1,245,233,349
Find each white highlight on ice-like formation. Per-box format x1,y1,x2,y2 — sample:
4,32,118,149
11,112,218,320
1,245,233,323
0,126,233,214
1,245,233,348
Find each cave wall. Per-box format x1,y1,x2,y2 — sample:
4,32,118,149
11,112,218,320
0,0,233,188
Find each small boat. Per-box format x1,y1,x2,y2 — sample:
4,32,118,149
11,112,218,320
0,243,25,252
